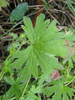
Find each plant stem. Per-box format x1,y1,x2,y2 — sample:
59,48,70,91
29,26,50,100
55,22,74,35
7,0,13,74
19,78,30,100
0,68,5,81
65,76,75,86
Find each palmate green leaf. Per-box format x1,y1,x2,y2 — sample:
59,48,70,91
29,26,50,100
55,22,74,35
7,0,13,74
6,77,22,99
43,78,74,100
11,14,74,82
25,85,42,100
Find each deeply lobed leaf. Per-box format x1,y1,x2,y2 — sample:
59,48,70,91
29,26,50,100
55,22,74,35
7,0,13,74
43,78,74,100
11,14,74,82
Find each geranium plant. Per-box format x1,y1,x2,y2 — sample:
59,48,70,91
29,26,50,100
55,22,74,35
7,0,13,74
0,14,74,100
